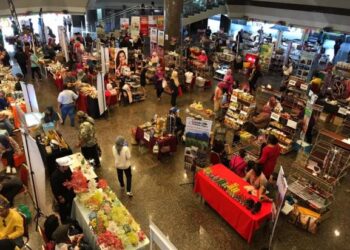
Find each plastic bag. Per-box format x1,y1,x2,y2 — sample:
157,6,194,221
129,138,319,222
17,204,32,223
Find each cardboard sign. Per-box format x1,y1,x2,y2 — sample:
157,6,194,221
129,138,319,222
300,84,308,90
338,107,347,115
287,119,297,129
144,132,150,142
231,95,238,103
289,80,296,86
271,112,280,121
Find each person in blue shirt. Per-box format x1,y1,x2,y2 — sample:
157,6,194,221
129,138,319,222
0,91,8,111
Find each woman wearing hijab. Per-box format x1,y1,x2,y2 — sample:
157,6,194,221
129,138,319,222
112,136,133,196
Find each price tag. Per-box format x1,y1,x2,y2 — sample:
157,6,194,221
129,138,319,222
271,112,280,121
338,107,347,115
287,119,297,129
300,84,308,90
240,110,248,116
231,95,238,103
289,80,296,86
144,132,150,142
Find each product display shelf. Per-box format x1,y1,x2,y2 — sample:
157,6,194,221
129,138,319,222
270,53,284,72
295,51,318,81
282,76,308,110
259,43,274,73
307,138,350,185
188,105,215,120
224,91,256,130
288,166,333,216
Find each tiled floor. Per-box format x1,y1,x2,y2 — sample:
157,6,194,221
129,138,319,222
14,70,350,250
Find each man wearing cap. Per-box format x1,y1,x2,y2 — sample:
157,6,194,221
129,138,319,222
50,158,75,223
76,111,100,168
57,85,78,127
0,195,24,249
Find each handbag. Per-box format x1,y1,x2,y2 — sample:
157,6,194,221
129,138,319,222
153,143,159,154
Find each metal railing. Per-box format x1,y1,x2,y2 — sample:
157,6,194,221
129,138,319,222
183,0,226,17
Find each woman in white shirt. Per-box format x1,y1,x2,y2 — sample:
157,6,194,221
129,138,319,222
112,136,133,196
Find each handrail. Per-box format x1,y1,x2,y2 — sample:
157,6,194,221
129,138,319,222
101,5,164,23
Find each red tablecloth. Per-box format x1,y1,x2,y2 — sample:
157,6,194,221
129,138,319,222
194,164,272,243
76,93,89,113
135,127,177,159
105,91,118,107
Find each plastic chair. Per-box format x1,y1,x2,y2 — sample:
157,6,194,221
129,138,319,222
210,151,221,165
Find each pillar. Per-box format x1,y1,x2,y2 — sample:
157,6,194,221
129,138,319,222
164,0,183,50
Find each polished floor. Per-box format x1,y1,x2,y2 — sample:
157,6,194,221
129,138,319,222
14,71,350,250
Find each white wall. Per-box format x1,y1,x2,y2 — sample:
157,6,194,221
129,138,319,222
227,5,350,32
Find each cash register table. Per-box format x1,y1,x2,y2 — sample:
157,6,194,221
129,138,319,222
194,164,272,243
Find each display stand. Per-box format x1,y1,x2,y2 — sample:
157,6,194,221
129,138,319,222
224,90,256,130
295,51,318,81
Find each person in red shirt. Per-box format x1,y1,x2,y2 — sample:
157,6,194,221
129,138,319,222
257,135,281,178
223,69,234,93
197,50,208,65
229,149,247,177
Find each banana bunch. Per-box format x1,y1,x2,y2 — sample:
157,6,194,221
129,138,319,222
227,183,240,196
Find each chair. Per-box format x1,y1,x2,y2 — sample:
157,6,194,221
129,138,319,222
210,151,221,165
19,212,32,250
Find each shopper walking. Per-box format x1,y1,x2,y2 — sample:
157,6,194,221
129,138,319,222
57,85,78,127
112,136,133,197
154,66,164,100
169,70,179,107
29,50,42,80
248,60,261,94
76,111,101,168
14,47,27,77
257,134,281,179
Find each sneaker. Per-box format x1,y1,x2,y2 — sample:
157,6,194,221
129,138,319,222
126,192,133,197
11,167,17,174
6,166,11,174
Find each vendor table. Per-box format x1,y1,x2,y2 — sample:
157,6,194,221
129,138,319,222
36,138,72,176
194,164,272,243
57,153,97,181
76,93,100,119
72,198,149,250
135,127,177,159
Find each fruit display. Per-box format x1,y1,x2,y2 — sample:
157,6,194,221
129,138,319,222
190,101,203,111
239,131,254,141
267,128,293,145
224,117,240,130
68,153,148,249
232,89,255,103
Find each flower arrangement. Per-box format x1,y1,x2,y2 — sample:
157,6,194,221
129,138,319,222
63,170,88,193
97,230,124,250
98,179,109,189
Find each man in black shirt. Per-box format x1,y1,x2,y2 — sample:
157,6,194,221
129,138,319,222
14,48,27,77
50,158,75,223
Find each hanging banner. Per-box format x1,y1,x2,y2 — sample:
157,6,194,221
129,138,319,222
20,83,39,113
130,16,140,40
96,72,107,115
150,28,158,44
140,16,149,36
57,26,68,62
148,16,157,32
184,117,212,150
21,131,48,216
120,18,129,30
157,30,165,47
157,16,164,30
268,166,288,249
115,48,129,75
